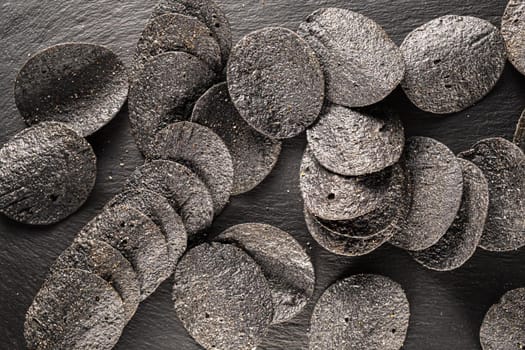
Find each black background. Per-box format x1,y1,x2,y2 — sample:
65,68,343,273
0,0,523,349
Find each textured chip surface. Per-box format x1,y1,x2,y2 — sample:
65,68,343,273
390,137,463,251
152,0,232,65
298,7,405,108
149,121,233,214
502,0,525,75
300,147,392,221
227,27,324,139
410,159,489,271
400,15,506,114
309,274,410,350
216,223,315,324
128,52,216,155
14,43,128,136
0,122,96,225
106,188,187,270
514,108,525,152
52,239,140,321
77,205,172,300
191,82,282,194
126,160,214,238
24,268,126,350
459,137,525,251
307,104,404,176
173,243,274,350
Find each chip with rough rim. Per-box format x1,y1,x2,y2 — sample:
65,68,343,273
502,0,525,75
513,108,525,152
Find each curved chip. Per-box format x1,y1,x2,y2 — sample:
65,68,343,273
52,239,140,321
298,8,405,108
480,288,525,350
106,188,187,269
14,43,128,136
307,104,404,176
309,274,410,350
400,15,506,114
152,0,232,66
191,82,282,195
133,13,222,77
459,137,525,251
300,147,392,221
173,243,274,350
216,223,315,324
390,137,463,251
513,108,525,152
128,52,216,155
0,122,96,225
227,27,325,139
149,121,233,214
24,268,126,350
77,205,172,300
410,159,489,271
126,160,214,238
502,0,525,75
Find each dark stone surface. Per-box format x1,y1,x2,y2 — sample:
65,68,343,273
0,1,524,349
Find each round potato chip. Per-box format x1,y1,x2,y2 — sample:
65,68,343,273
502,0,525,75
513,108,525,152
400,15,506,114
14,43,128,136
173,242,274,350
298,8,405,107
0,122,96,225
216,223,315,324
227,27,325,139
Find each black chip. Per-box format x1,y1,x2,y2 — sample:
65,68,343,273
459,137,525,251
128,52,216,155
227,27,325,139
410,159,489,271
307,104,404,176
191,82,282,195
24,268,126,350
77,205,172,300
215,223,315,324
400,15,506,114
51,239,141,321
106,188,188,270
132,13,222,79
513,108,525,152
390,137,463,251
149,121,233,214
126,160,214,238
502,0,525,75
173,242,274,350
298,8,405,108
309,274,410,350
300,147,392,221
14,43,128,137
0,122,96,225
152,0,232,66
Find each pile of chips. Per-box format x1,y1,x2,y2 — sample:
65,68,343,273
2,0,524,349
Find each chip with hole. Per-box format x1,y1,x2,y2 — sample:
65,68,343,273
77,205,171,300
191,82,282,195
0,122,96,225
126,160,214,238
307,104,404,176
400,15,506,114
149,121,233,214
14,43,128,136
298,8,405,108
128,52,216,155
410,158,489,271
459,137,525,251
227,27,324,139
173,242,274,350
513,108,525,152
24,268,126,350
390,137,463,251
51,239,140,321
216,223,315,324
300,147,392,221
308,274,410,350
502,0,525,76
106,188,187,270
